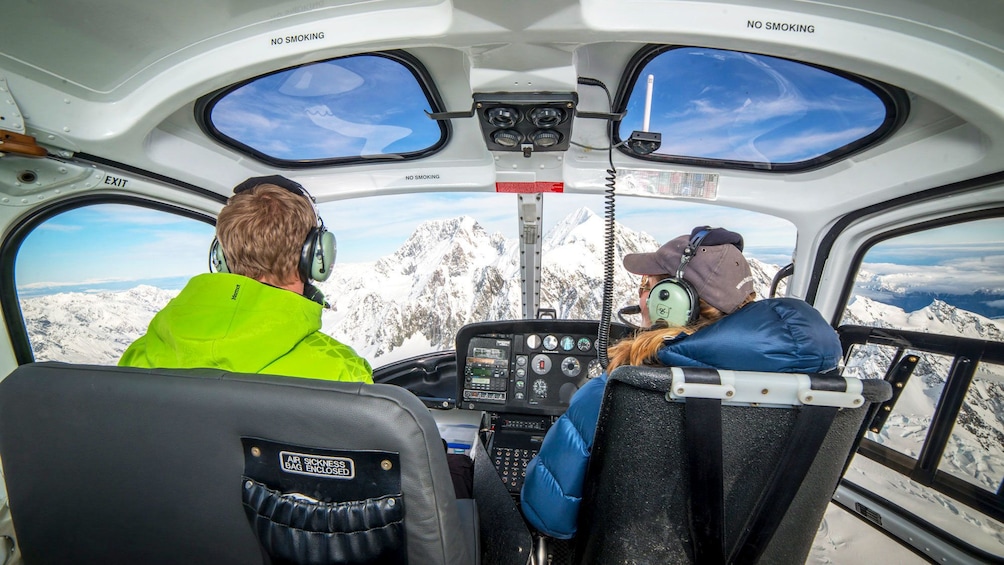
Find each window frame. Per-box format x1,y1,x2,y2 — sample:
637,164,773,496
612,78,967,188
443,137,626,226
838,325,1004,523
195,50,451,168
829,207,1004,556
612,44,910,172
0,195,217,365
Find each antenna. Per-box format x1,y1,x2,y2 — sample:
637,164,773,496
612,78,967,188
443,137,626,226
626,74,661,155
643,74,654,132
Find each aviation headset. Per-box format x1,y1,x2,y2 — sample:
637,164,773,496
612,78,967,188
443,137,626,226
645,229,710,327
209,175,337,283
643,226,748,327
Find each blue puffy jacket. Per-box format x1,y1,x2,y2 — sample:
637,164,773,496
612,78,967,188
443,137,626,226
519,298,843,539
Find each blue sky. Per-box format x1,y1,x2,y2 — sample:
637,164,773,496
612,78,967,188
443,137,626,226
211,55,441,161
209,47,886,166
16,205,214,291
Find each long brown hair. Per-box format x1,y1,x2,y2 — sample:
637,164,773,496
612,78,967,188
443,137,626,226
607,293,756,372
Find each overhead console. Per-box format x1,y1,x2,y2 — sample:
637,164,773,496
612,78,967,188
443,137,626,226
456,320,634,417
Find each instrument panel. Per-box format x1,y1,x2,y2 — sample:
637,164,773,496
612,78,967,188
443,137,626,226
455,320,634,416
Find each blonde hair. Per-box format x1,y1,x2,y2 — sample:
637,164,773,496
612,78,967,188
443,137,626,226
215,183,316,284
607,293,756,372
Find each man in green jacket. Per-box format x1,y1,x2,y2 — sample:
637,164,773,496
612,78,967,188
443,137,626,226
119,175,373,383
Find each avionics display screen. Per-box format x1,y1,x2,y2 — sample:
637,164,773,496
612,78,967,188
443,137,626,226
473,346,506,360
455,320,633,417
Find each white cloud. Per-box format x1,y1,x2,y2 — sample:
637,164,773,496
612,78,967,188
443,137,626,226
864,255,1004,294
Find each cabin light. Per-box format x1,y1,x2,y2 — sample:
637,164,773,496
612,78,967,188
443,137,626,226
486,107,521,128
472,92,577,155
529,107,565,128
531,130,562,148
492,129,523,148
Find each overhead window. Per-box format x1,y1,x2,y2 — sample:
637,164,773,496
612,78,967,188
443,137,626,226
200,52,448,165
616,46,905,170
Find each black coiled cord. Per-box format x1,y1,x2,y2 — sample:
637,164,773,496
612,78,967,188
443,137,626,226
578,77,617,370
597,153,617,369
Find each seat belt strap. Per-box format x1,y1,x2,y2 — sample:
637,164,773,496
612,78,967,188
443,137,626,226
685,390,726,563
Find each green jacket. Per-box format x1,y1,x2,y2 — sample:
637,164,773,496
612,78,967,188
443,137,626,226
119,273,373,383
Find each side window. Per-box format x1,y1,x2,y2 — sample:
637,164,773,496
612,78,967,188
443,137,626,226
14,204,214,364
939,361,1004,492
839,217,1004,556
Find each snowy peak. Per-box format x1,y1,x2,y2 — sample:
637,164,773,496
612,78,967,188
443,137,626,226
844,296,1003,342
748,257,785,301
543,207,602,248
543,207,659,262
909,299,1003,341
378,215,505,277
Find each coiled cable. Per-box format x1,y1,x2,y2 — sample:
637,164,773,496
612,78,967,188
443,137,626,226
577,77,617,370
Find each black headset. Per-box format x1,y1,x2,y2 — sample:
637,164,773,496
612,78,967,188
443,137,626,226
645,228,710,327
209,175,337,282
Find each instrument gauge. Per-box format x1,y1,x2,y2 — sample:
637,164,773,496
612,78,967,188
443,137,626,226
532,379,548,398
542,335,558,350
561,357,581,377
530,354,552,375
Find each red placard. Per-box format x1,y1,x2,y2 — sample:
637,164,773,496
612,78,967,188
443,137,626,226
495,181,565,193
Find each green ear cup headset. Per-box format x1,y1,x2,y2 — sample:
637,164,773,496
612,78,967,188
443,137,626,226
209,175,337,283
645,228,710,327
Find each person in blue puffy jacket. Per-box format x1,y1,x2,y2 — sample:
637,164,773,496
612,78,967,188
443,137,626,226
519,226,843,539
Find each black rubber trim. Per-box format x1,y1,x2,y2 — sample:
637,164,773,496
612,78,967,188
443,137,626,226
72,154,228,205
839,325,1004,522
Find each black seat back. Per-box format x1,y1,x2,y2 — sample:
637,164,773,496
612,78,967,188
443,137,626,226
575,366,891,564
0,362,474,565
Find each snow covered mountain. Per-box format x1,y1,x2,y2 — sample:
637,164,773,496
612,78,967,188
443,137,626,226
317,207,784,364
836,296,1004,556
842,296,1003,483
20,284,178,364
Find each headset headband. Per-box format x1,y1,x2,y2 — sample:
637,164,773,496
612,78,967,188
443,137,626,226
676,228,710,279
233,175,310,199
232,175,323,228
